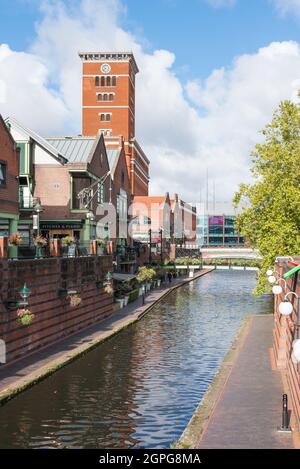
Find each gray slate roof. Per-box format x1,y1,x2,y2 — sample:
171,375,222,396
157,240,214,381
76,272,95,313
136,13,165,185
46,137,96,164
106,148,121,179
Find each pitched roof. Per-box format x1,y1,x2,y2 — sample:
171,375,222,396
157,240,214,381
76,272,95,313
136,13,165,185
46,137,96,164
5,117,68,164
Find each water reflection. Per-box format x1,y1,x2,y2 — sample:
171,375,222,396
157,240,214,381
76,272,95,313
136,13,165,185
0,271,272,449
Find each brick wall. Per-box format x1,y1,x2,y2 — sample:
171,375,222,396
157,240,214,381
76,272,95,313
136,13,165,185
0,116,19,215
273,258,300,428
0,255,113,364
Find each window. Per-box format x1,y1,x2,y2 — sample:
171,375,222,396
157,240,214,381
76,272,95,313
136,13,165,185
103,94,108,101
106,76,111,87
109,93,114,101
97,94,102,101
95,76,99,87
0,162,6,186
100,114,111,122
121,171,125,186
101,76,105,87
97,182,104,205
112,76,116,86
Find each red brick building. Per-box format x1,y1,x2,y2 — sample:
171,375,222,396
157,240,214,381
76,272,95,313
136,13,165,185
0,114,19,237
79,52,150,196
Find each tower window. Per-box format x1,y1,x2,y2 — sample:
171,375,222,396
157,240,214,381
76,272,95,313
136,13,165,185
100,114,111,122
95,76,99,87
109,93,114,101
112,76,116,86
97,94,102,101
103,93,108,101
101,76,105,87
106,76,111,87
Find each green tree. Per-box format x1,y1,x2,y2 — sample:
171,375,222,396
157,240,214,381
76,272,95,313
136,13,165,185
234,99,300,294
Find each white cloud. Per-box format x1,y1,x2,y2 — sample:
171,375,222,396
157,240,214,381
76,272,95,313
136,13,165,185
1,0,300,208
271,0,300,17
205,0,236,8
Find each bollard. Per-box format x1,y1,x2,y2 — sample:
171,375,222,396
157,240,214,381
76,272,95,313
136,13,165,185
277,394,292,433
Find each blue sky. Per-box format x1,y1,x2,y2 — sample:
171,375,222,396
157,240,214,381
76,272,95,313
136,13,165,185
1,0,300,203
1,0,300,80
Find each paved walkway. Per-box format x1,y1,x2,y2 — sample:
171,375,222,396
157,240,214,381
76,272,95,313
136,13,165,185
197,315,295,449
0,270,211,404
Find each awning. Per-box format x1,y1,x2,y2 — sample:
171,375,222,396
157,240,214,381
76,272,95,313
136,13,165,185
112,273,136,282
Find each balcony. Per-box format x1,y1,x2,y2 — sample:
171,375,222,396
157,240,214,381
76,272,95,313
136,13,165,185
19,194,40,210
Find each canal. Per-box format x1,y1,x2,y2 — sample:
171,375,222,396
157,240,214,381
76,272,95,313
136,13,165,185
0,271,272,449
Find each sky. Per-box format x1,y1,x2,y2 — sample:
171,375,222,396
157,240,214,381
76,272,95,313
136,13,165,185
1,0,300,208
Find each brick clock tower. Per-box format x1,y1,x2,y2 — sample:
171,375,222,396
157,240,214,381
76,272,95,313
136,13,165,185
79,52,149,196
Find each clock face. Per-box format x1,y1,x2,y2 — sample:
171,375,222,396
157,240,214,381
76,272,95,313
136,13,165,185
101,63,111,74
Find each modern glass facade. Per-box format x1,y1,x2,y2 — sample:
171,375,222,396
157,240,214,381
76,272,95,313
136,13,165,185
197,215,244,246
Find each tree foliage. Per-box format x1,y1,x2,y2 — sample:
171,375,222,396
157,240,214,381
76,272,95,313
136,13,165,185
234,99,300,294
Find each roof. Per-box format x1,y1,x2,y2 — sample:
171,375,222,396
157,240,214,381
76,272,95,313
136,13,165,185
133,196,170,207
112,273,136,282
5,117,67,164
46,137,96,164
78,52,139,74
106,148,121,179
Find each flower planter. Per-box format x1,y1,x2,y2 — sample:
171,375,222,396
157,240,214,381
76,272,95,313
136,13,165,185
97,247,104,256
67,244,76,257
116,298,125,309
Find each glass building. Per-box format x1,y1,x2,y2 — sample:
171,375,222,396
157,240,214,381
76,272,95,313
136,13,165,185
197,215,244,247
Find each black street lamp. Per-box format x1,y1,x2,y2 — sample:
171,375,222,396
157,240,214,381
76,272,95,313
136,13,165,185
159,228,163,264
33,200,43,258
148,228,152,264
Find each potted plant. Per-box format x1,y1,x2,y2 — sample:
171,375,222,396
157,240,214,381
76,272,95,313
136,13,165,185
96,239,106,255
61,236,76,257
16,308,35,326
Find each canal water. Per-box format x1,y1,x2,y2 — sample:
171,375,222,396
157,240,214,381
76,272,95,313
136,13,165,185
0,271,272,449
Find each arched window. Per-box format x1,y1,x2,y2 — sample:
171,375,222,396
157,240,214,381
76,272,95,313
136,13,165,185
109,93,113,101
103,94,108,101
97,94,102,101
112,76,116,86
100,114,105,122
101,76,105,87
106,114,111,122
121,171,125,186
106,76,111,87
95,76,99,87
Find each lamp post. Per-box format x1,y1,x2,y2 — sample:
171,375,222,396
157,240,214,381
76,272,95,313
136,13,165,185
18,283,31,308
33,200,43,258
159,228,163,264
148,228,152,264
86,210,95,242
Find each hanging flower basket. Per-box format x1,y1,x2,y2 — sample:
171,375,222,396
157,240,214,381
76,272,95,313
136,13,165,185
104,284,113,295
61,236,75,246
33,234,48,247
67,294,82,307
16,308,35,326
8,233,22,246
